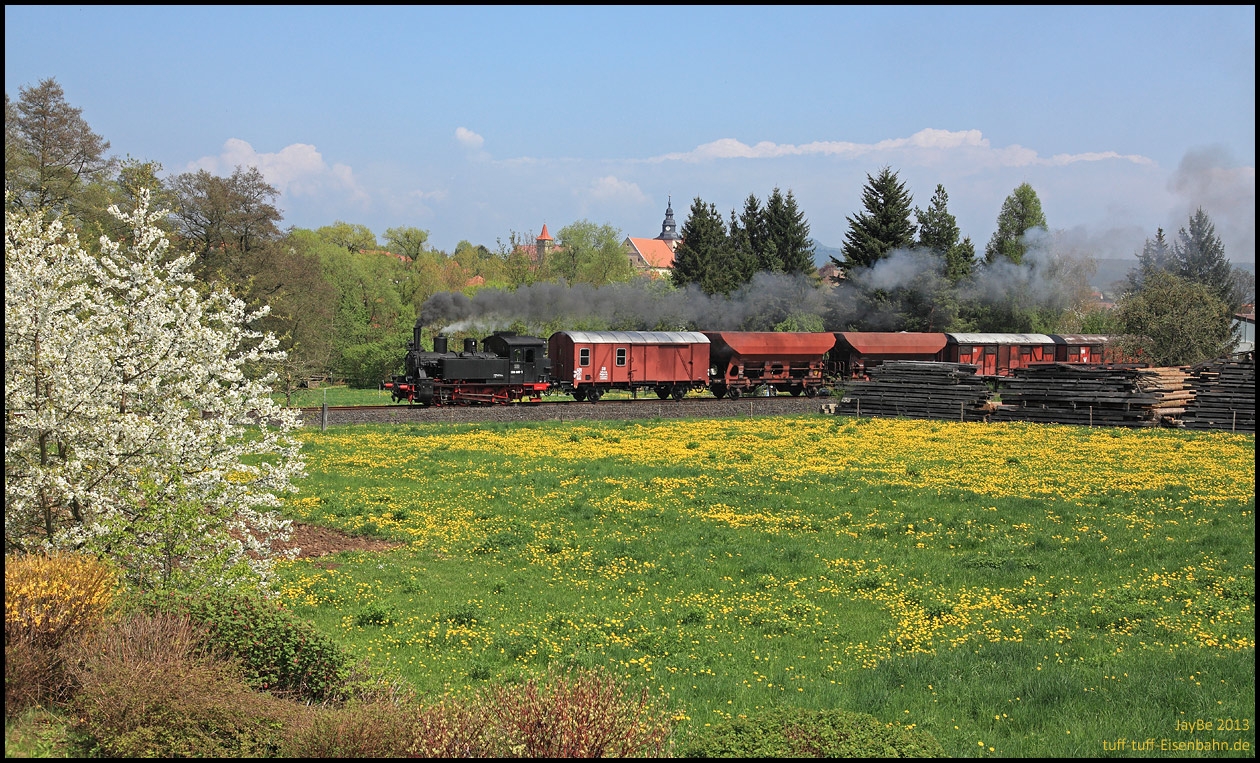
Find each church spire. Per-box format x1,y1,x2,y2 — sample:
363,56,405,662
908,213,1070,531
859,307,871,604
657,196,681,241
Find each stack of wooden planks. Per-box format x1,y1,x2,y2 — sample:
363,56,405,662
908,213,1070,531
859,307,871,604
825,361,995,421
1180,354,1255,432
988,363,1190,427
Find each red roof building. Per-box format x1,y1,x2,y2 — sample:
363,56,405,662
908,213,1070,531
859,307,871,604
623,198,683,279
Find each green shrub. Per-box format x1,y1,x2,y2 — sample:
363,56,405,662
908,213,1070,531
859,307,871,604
138,589,353,703
70,611,302,757
678,707,946,758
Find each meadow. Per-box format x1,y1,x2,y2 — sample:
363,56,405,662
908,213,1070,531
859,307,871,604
273,414,1255,757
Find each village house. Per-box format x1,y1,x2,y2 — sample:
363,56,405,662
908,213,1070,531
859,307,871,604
623,199,683,279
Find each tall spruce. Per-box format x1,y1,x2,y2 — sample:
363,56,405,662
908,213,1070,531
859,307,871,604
836,167,917,273
726,209,758,289
670,198,731,295
984,183,1047,265
765,187,817,277
739,194,777,273
915,184,974,285
1173,208,1236,310
1125,227,1173,293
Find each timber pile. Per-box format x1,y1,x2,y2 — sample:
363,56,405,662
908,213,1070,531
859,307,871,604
1180,354,1255,432
989,363,1190,427
827,361,994,421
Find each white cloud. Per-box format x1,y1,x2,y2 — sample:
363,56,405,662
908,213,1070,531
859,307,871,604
185,138,368,203
586,175,649,205
648,128,1154,169
455,126,485,150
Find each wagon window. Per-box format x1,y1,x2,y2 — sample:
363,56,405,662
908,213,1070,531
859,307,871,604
579,348,590,367
1020,346,1032,355
616,348,627,367
512,348,522,361
958,345,972,354
984,346,997,356
525,349,535,363
1043,345,1055,354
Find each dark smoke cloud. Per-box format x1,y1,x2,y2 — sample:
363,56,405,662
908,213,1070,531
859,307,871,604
1168,146,1256,264
418,274,844,334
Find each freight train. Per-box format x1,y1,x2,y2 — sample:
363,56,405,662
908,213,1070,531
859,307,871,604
384,321,1121,406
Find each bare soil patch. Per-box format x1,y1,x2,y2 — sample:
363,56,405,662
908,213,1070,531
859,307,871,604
275,522,402,561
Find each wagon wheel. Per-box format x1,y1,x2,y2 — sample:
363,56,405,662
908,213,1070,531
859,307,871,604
655,384,671,399
709,382,727,399
728,387,742,400
587,388,602,403
671,386,686,401
789,385,803,397
805,386,819,398
572,389,587,402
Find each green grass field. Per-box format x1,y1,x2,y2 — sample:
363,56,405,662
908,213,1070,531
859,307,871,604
273,415,1255,757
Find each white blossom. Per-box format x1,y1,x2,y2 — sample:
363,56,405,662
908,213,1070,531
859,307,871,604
5,191,305,590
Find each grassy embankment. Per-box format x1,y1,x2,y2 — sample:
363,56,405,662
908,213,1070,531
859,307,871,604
273,414,1255,757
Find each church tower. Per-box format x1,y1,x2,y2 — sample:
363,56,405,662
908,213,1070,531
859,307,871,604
655,197,682,251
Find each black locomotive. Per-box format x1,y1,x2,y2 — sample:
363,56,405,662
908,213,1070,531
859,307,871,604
387,324,550,406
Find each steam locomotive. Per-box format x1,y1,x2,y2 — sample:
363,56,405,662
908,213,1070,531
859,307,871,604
385,320,1119,406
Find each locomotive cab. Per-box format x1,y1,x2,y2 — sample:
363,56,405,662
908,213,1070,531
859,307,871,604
385,322,551,406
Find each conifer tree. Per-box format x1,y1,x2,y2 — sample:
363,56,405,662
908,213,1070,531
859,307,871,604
915,184,974,285
740,194,777,273
1125,228,1173,293
1173,208,1236,310
765,187,817,277
836,167,917,273
670,198,730,295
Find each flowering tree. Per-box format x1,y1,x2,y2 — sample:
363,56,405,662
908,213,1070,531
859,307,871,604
5,191,305,591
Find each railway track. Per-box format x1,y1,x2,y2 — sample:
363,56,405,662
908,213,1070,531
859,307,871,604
295,393,834,427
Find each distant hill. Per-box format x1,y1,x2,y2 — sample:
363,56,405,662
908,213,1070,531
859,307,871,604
811,240,842,268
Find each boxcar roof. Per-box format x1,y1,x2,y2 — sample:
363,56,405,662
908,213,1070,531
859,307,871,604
703,332,837,356
554,331,710,345
946,333,1056,345
1050,335,1111,345
835,332,948,354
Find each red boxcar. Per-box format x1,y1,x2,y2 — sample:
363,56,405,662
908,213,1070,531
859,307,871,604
943,333,1057,376
1051,334,1125,364
830,332,948,378
547,331,710,402
703,331,837,398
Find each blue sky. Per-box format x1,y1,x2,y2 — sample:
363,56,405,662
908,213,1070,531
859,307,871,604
5,5,1255,263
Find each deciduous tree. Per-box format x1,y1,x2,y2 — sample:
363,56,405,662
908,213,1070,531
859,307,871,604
5,192,304,591
1115,269,1235,365
5,78,116,217
984,183,1047,265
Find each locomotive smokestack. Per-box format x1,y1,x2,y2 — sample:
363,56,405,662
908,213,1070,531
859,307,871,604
434,335,449,354
413,318,424,353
